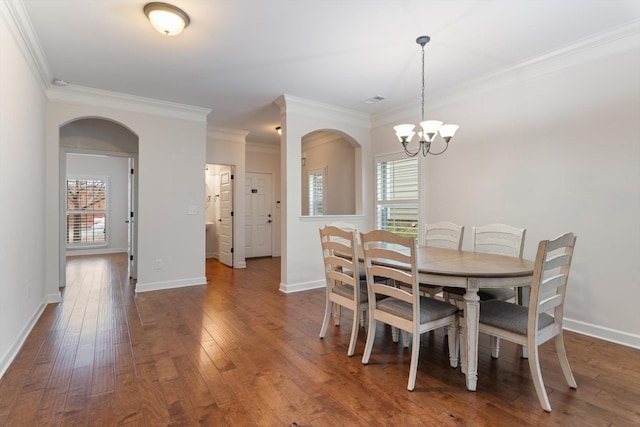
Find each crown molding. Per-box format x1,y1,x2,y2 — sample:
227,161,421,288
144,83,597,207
0,0,51,91
374,19,640,128
207,126,249,143
274,94,372,130
47,84,211,123
246,142,279,154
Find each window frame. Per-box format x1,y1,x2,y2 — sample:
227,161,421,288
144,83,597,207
375,153,420,239
66,175,110,248
308,166,327,216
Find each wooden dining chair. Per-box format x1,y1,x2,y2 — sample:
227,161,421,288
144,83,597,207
473,232,578,412
360,230,459,391
318,225,367,356
443,223,526,357
420,221,464,297
444,223,526,304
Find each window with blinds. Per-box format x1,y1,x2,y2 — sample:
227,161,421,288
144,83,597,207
308,168,325,216
376,157,419,238
66,178,108,246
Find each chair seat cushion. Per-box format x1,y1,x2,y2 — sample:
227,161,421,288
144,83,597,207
443,286,516,301
376,296,458,324
332,283,368,303
479,300,554,335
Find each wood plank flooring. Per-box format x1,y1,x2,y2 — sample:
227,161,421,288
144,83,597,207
1,253,639,426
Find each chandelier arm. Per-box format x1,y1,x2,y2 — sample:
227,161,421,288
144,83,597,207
403,144,421,157
425,141,449,156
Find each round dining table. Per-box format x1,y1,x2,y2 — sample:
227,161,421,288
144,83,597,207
412,246,534,391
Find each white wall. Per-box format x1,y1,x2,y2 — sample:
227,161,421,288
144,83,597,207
276,95,372,293
45,88,210,295
246,143,282,256
0,3,49,376
372,27,640,347
65,154,129,255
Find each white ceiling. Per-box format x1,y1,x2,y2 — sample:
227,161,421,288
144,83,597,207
22,0,640,145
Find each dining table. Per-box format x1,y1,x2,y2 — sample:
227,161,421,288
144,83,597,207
408,246,534,391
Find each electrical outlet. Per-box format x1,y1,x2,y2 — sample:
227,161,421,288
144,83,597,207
154,259,162,270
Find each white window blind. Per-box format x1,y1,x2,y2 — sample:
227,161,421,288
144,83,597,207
308,168,325,216
66,178,108,246
376,157,419,238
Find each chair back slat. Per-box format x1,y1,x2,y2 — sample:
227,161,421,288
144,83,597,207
319,225,359,292
538,293,563,313
473,224,526,258
540,274,568,295
361,230,419,302
370,282,413,303
424,221,464,250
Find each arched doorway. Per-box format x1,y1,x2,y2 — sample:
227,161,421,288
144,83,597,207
59,118,139,283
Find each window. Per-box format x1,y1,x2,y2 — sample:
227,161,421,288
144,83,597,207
308,167,326,216
376,156,419,238
66,177,108,246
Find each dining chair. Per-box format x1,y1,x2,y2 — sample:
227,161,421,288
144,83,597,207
444,223,526,304
443,223,526,357
318,225,367,356
360,229,459,391
472,232,578,412
420,221,464,297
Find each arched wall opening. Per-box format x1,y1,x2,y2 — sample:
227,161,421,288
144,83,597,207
59,117,139,284
301,129,360,216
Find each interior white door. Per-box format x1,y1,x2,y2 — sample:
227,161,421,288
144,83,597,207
245,172,272,258
218,166,234,267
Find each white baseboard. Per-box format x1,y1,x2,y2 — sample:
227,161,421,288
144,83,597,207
564,317,640,350
279,279,325,294
135,276,207,293
0,299,47,379
46,292,61,303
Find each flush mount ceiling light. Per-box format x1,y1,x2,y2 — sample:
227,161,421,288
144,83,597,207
394,36,459,157
144,2,190,36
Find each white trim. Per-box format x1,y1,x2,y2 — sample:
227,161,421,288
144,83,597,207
564,318,640,350
279,279,325,294
46,293,61,303
47,85,211,123
0,299,48,379
135,277,207,293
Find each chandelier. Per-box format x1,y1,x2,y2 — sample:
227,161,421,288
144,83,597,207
394,36,459,157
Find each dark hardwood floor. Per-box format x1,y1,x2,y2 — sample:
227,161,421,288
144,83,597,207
1,253,638,426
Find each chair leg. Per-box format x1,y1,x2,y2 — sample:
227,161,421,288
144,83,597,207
347,308,359,357
391,327,399,343
527,343,552,412
402,330,410,348
554,332,577,389
447,321,459,368
459,318,467,374
361,315,377,364
360,310,366,328
490,336,501,358
319,298,333,338
333,303,341,326
407,331,421,391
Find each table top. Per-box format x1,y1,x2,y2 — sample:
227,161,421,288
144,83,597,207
414,246,534,278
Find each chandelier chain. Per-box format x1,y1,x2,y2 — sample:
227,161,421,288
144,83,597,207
421,43,425,122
